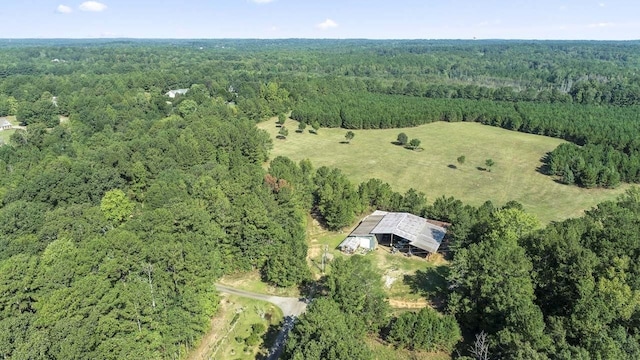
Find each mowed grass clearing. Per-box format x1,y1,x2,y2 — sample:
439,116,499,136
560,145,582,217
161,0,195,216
0,129,16,145
259,119,628,223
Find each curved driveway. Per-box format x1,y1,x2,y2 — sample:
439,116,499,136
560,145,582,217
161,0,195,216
214,284,308,317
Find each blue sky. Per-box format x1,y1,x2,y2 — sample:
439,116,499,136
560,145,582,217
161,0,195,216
3,0,639,39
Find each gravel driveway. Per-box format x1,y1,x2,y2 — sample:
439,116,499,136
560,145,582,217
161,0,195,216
214,284,307,317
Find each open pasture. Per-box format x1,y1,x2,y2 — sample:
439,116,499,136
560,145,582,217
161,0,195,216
260,119,628,223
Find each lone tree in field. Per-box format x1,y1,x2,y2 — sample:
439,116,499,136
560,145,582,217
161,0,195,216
485,158,495,171
297,121,307,133
311,121,320,134
409,138,421,150
278,126,289,139
397,132,408,146
457,155,466,165
345,131,355,143
277,113,286,127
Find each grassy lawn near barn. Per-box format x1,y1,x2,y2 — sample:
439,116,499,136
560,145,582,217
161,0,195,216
259,118,629,224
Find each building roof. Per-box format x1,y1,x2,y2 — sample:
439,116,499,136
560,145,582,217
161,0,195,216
339,237,360,253
349,210,446,253
165,89,189,97
349,213,386,236
0,118,12,127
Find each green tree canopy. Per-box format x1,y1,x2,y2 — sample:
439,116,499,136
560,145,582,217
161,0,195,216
388,307,461,352
326,255,389,332
409,138,421,149
397,132,408,145
284,298,372,360
345,130,355,143
485,158,495,171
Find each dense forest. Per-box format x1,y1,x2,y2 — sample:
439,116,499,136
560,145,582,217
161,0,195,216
2,39,640,359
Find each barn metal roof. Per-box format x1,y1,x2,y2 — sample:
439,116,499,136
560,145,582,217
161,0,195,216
347,210,446,253
349,213,386,236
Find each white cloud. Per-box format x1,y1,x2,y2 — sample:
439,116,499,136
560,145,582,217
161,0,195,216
56,4,72,14
79,1,107,12
251,0,274,3
599,2,606,7
317,19,338,30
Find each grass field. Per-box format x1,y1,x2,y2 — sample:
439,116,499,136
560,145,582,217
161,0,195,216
218,271,300,298
0,129,16,145
259,119,629,223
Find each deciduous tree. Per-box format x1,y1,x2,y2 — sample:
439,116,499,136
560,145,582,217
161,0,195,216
344,130,355,143
278,126,289,139
485,158,495,171
397,132,408,145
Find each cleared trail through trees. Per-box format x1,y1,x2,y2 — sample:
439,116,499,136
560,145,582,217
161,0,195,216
214,284,308,360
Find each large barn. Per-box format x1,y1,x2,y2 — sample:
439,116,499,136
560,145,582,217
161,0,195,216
338,210,447,255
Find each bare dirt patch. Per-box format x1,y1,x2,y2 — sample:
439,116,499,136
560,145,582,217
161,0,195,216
388,298,429,309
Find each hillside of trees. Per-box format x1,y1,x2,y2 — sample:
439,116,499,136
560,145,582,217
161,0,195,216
2,39,640,358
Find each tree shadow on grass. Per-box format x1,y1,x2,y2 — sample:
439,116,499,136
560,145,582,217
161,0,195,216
448,164,458,169
255,322,282,360
403,265,450,310
536,152,552,175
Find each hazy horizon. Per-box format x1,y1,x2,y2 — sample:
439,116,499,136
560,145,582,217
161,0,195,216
4,0,639,40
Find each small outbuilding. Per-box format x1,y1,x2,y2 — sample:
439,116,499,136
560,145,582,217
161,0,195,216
165,89,189,98
0,118,12,131
338,210,447,256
